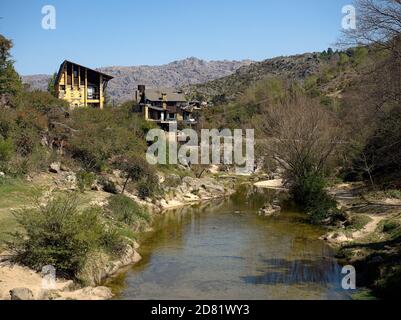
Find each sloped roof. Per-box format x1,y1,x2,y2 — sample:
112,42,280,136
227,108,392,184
55,60,114,84
144,88,187,103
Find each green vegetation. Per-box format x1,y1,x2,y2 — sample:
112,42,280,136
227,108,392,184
1,0,401,297
291,173,340,224
0,177,45,243
106,194,150,229
6,193,146,282
76,171,96,192
0,35,22,96
114,153,159,198
7,195,107,279
347,215,372,231
378,217,401,238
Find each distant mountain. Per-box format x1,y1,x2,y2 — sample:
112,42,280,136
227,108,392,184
22,57,253,103
22,74,52,92
187,53,324,101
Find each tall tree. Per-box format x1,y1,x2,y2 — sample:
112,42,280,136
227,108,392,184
0,34,22,96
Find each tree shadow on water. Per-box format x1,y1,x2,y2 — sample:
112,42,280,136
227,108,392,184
241,258,341,286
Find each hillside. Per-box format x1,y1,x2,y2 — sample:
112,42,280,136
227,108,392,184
187,52,324,101
22,57,253,103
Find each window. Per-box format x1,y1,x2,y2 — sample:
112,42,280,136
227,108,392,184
87,87,94,99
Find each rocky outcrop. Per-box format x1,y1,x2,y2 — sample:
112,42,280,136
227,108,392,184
156,175,235,211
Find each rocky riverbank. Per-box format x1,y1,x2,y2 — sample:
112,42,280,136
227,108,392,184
322,183,401,299
0,168,239,300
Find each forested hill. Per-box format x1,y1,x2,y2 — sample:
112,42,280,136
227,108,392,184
186,52,326,102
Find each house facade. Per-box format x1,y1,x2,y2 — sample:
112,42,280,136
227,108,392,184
55,60,113,109
134,85,196,127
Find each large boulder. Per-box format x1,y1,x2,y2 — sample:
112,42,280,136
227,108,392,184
9,287,34,300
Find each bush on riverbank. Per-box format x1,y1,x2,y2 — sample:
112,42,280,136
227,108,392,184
290,172,340,224
6,194,130,281
106,194,150,230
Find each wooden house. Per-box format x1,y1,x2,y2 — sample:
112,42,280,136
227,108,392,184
134,85,196,127
55,60,113,109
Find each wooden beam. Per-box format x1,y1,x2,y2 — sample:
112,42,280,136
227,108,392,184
71,63,74,88
99,74,103,109
84,68,88,107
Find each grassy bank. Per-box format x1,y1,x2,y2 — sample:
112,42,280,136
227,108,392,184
0,177,46,243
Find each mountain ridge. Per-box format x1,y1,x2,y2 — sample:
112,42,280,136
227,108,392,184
22,57,254,103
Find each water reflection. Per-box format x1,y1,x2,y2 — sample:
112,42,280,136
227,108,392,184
107,185,350,300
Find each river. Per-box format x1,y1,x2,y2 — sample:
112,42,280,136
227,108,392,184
107,185,351,300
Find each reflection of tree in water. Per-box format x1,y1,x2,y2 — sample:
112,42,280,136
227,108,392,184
241,257,341,285
230,184,278,210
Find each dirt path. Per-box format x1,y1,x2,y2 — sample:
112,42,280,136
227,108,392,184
325,183,401,246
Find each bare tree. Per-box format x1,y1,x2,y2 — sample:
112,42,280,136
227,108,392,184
261,94,342,185
340,0,401,54
339,1,401,116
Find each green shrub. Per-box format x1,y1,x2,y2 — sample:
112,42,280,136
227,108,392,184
6,195,108,279
99,227,128,258
67,108,147,171
0,137,14,165
351,47,369,66
14,91,68,116
386,189,401,200
114,154,159,196
374,266,401,299
137,180,154,200
290,172,339,224
76,171,96,192
106,194,150,227
382,220,400,234
348,215,372,230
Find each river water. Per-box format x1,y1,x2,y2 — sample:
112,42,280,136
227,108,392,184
107,185,350,300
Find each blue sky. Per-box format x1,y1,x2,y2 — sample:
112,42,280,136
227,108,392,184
0,0,351,75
